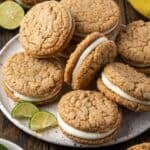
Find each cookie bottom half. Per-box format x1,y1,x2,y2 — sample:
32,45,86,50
97,79,150,112
61,128,118,145
135,67,150,75
3,84,62,105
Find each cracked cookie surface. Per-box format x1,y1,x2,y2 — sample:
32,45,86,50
58,90,122,132
2,52,64,98
20,1,74,57
64,32,117,89
117,20,150,66
61,0,120,39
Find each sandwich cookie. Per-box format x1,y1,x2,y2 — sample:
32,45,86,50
117,20,150,74
97,63,150,112
61,0,121,40
64,32,117,90
19,1,75,58
128,143,150,150
57,90,122,145
2,52,64,105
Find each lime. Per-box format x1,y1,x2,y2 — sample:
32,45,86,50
128,0,150,19
11,102,39,118
29,111,57,131
0,1,24,30
0,144,7,150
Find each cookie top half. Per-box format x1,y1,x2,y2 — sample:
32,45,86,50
2,52,64,98
101,63,150,101
20,1,74,57
117,20,150,67
61,0,120,38
64,32,117,89
58,90,122,132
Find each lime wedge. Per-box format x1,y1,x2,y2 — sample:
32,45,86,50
0,144,8,150
0,1,24,30
29,111,57,131
11,102,39,118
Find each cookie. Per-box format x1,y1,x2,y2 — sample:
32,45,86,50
19,1,75,58
64,32,117,90
97,62,150,112
2,52,64,105
61,0,120,40
128,143,150,150
117,20,150,74
57,90,122,145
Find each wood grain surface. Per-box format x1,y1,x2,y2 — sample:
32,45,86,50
0,0,149,149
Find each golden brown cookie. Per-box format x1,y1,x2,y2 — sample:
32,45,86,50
2,52,64,104
128,143,150,150
97,62,150,112
61,0,121,40
57,90,122,145
117,20,150,74
64,32,117,90
19,1,75,58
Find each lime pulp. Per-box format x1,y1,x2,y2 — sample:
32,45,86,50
29,111,57,131
11,102,39,118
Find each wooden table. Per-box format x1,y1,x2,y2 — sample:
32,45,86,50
0,0,149,149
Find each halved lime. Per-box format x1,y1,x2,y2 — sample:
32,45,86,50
0,144,7,150
11,102,39,118
0,1,24,30
29,111,57,131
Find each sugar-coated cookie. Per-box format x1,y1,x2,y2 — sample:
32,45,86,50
20,1,75,58
2,52,64,104
97,62,150,112
57,90,122,145
61,0,120,40
65,32,117,89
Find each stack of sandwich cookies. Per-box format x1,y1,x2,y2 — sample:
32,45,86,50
97,63,150,112
117,20,150,74
2,52,64,105
57,90,122,145
61,0,121,40
64,32,117,89
19,1,75,58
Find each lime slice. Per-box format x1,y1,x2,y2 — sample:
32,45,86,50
11,102,39,118
29,111,57,131
0,1,24,30
0,144,8,150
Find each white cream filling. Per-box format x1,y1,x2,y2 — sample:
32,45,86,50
102,73,150,105
5,83,54,102
72,37,108,79
57,113,116,140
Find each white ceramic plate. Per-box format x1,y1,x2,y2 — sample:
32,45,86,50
0,138,23,150
0,34,150,148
